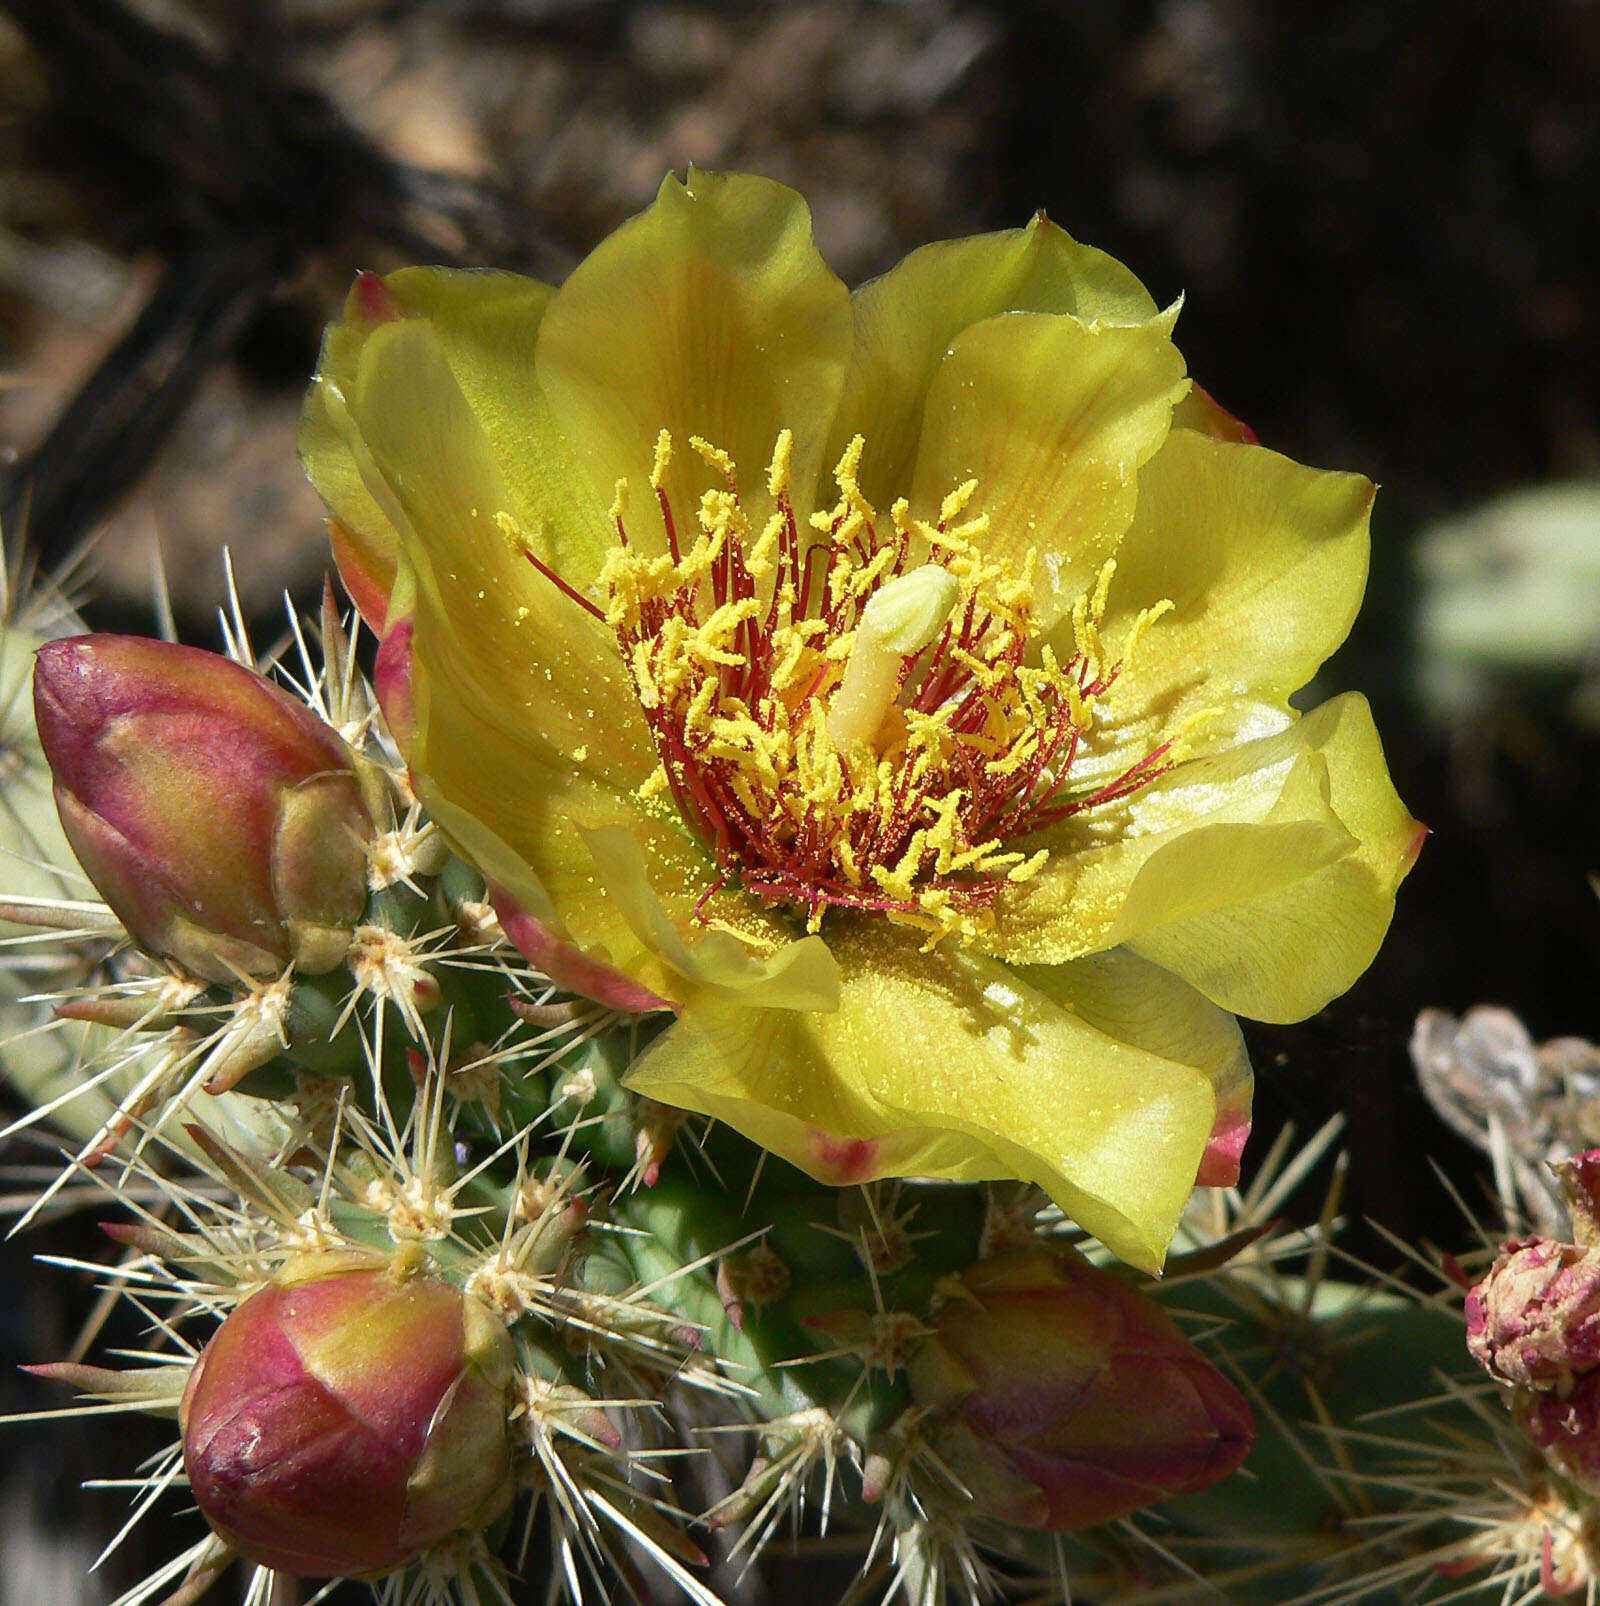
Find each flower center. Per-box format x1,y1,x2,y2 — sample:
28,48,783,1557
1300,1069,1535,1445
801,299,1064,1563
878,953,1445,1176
528,430,1175,944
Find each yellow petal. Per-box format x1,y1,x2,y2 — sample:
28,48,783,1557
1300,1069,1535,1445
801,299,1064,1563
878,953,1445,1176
574,822,840,1012
300,283,398,579
411,673,832,1012
416,779,679,1008
829,215,1160,511
986,693,1420,1022
987,711,1350,972
327,314,726,1001
534,169,853,537
1051,429,1374,761
337,318,645,768
1020,946,1252,1188
1119,695,1422,1021
908,310,1189,626
377,267,609,586
422,761,829,1016
626,926,1220,1270
300,267,610,600
310,268,786,1004
402,603,720,1010
1023,947,1250,1116
1170,384,1258,444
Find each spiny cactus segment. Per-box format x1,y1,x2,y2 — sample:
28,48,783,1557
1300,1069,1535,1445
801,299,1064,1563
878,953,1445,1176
0,573,1575,1604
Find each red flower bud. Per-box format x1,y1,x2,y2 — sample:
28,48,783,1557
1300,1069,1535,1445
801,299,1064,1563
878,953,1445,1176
34,635,373,983
907,1249,1252,1530
181,1260,514,1577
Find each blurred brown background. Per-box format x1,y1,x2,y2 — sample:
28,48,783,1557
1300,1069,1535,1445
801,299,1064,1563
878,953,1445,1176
1,2,1598,1600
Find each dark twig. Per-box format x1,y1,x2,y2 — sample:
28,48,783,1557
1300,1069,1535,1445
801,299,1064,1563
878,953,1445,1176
0,235,276,565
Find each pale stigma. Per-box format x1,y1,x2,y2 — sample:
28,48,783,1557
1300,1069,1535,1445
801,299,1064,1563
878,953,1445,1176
825,564,961,753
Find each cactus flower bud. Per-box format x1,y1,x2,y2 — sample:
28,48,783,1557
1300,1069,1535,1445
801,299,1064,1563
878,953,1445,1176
181,1258,515,1577
906,1248,1253,1530
33,635,373,983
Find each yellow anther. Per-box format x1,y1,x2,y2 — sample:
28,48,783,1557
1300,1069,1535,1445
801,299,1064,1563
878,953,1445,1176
1123,597,1176,667
1072,577,1110,668
767,428,794,501
1007,848,1050,883
769,624,810,691
494,509,525,555
610,478,629,522
846,545,898,601
690,435,738,482
835,434,867,495
946,510,991,547
939,478,980,528
698,487,749,550
685,678,718,737
1091,558,1117,620
629,641,660,709
1165,706,1223,766
811,434,877,539
748,510,784,577
650,428,673,491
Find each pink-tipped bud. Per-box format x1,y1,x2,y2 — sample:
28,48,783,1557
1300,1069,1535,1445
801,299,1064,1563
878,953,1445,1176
906,1249,1253,1530
181,1260,514,1578
34,635,373,983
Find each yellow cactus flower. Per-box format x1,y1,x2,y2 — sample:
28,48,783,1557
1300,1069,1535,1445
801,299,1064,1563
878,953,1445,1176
300,169,1421,1270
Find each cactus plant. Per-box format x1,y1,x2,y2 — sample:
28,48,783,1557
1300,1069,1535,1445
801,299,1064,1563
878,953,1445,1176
0,583,1563,1603
0,169,1502,1606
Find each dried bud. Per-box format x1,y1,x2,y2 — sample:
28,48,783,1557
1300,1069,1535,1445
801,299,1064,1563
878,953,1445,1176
1557,1151,1600,1248
907,1248,1253,1531
1463,1150,1600,1502
181,1259,514,1577
1466,1235,1600,1392
1519,1372,1600,1495
34,635,373,983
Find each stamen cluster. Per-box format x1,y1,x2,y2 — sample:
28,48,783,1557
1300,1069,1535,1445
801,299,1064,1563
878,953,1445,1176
530,430,1174,942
